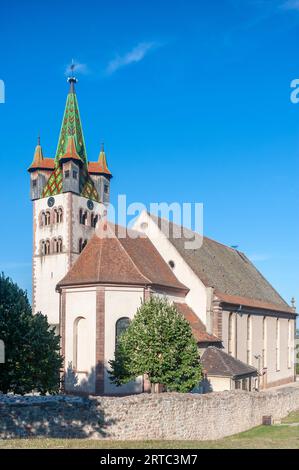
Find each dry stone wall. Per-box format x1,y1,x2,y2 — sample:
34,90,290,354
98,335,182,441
0,386,299,441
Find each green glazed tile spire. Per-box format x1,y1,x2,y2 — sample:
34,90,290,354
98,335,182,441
42,78,100,202
54,78,87,166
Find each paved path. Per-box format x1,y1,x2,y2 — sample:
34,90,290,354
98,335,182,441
262,378,299,393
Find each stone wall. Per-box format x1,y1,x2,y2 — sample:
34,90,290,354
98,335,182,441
0,386,299,441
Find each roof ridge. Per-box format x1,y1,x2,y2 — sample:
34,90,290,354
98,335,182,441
148,213,236,252
147,213,290,310
114,231,151,285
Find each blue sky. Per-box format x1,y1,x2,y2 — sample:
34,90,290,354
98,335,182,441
0,0,298,315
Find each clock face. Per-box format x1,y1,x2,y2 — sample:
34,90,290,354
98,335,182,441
47,197,55,208
87,199,94,211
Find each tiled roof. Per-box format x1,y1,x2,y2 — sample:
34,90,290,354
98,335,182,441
214,292,293,314
60,135,82,162
88,162,112,176
201,346,258,379
88,145,112,176
28,140,55,172
42,165,100,202
57,224,188,291
148,215,293,314
174,303,221,344
29,157,55,172
55,83,87,166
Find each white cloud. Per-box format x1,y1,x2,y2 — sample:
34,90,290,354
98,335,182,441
65,60,89,76
106,42,158,75
281,0,299,10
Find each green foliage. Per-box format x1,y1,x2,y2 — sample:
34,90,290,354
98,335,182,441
109,297,202,392
0,273,62,394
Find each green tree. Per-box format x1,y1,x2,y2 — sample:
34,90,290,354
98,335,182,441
109,297,202,393
0,273,62,394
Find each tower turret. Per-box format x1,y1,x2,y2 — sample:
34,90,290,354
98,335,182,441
28,137,54,200
60,135,82,194
89,143,112,205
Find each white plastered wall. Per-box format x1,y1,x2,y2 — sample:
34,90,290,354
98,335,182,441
33,194,69,325
33,193,105,326
208,376,232,392
222,310,295,387
104,286,145,395
64,287,97,394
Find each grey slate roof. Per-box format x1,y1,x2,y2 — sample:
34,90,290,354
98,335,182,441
201,346,257,379
148,214,292,313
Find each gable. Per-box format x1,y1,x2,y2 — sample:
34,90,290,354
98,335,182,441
147,214,292,314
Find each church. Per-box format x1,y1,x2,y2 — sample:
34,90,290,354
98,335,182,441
28,78,297,396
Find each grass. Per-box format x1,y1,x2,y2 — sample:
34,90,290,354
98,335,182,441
281,410,299,424
0,410,298,449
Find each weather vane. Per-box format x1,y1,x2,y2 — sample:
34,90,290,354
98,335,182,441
67,59,78,84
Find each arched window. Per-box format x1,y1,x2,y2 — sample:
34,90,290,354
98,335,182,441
57,238,63,253
45,239,50,255
79,209,88,225
41,240,46,255
73,317,88,372
247,315,252,365
79,238,88,253
91,213,98,228
57,208,63,223
41,212,46,226
52,238,58,253
53,209,58,224
262,316,267,368
115,317,131,348
276,318,280,371
228,313,234,356
45,211,51,226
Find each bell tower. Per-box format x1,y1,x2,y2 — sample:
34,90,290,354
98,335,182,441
28,77,112,330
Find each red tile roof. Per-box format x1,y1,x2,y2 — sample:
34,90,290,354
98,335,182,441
60,135,82,163
88,161,112,176
88,145,112,176
28,158,55,172
57,224,188,292
215,291,294,314
174,302,221,344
